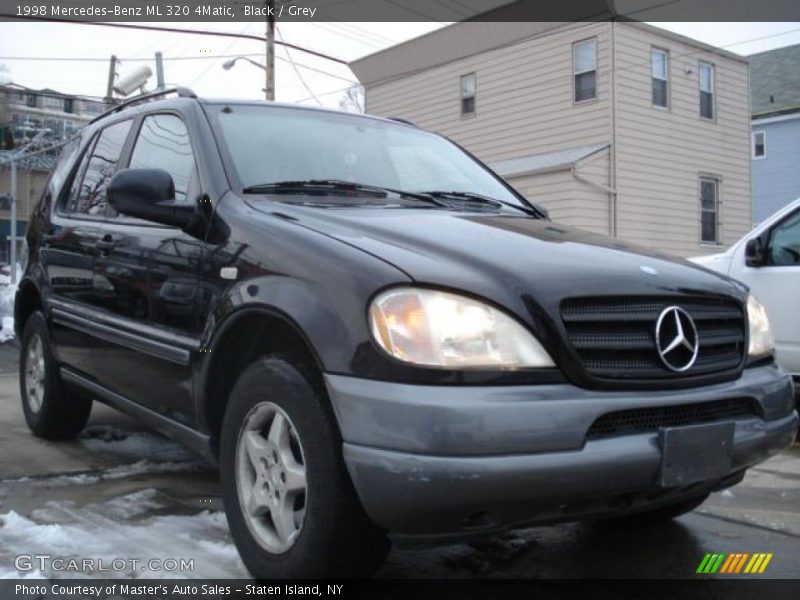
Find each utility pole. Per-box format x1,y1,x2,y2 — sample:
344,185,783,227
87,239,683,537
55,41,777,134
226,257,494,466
105,54,118,104
9,158,16,284
155,51,165,91
265,0,275,100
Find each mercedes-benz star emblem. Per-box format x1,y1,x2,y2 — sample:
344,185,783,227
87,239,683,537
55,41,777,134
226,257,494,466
655,306,699,372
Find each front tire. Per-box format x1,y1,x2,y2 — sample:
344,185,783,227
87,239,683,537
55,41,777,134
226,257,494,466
220,357,389,579
20,311,92,439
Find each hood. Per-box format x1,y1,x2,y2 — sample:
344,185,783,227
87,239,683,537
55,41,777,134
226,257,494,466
247,201,744,315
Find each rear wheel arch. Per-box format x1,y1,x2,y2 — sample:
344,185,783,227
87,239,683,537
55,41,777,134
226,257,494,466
200,307,327,448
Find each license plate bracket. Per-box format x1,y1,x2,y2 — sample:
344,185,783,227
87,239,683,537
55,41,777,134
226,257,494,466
659,421,734,487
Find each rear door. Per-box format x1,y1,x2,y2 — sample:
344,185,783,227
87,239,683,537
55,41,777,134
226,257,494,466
46,118,134,372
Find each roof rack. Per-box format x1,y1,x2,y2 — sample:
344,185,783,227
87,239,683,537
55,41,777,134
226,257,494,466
89,86,198,125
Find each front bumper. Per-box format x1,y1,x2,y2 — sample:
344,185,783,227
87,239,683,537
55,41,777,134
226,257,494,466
325,364,797,543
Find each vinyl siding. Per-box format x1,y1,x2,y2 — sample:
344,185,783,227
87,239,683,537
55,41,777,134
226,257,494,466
364,22,612,164
507,148,610,235
751,116,800,223
614,23,751,257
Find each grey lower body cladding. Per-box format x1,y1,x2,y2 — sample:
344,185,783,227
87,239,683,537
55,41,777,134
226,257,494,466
324,364,797,543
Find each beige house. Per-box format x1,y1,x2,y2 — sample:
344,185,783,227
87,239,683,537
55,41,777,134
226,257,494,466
350,21,752,257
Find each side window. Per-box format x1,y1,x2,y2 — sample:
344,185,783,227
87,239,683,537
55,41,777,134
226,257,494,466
50,138,80,195
128,114,197,206
573,38,597,103
768,211,800,266
460,73,476,116
700,177,720,244
699,61,715,119
752,130,766,159
651,48,669,108
64,120,132,216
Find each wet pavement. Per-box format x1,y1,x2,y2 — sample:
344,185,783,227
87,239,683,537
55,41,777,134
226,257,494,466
1,341,798,580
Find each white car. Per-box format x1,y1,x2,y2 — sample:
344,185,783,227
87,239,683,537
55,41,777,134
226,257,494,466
692,198,800,385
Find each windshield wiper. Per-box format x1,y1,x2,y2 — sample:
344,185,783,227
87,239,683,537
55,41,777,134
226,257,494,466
421,190,544,218
243,179,448,207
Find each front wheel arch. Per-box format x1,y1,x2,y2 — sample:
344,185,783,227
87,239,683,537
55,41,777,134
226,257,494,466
200,307,326,448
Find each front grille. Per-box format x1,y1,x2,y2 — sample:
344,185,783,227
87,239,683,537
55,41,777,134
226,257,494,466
586,398,758,440
561,296,745,381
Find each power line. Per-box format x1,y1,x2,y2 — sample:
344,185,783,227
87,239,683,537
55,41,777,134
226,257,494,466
2,15,350,65
276,26,322,105
0,54,358,83
294,82,363,105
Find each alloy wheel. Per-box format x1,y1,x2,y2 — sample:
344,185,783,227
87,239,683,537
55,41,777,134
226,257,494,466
24,333,46,413
235,401,307,554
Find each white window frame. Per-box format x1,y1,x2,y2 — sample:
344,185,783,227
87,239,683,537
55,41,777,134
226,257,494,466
752,130,766,159
699,176,721,245
698,60,715,120
573,38,598,104
460,72,476,117
651,47,669,109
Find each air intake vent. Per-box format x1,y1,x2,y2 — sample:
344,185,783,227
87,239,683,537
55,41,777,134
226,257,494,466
586,398,758,440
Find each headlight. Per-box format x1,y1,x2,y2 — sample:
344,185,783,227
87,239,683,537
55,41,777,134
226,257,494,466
747,293,775,359
369,287,555,368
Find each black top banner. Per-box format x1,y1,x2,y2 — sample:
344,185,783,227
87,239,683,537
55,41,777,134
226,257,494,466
0,0,799,22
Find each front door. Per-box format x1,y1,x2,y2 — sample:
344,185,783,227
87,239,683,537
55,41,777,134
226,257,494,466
92,113,207,424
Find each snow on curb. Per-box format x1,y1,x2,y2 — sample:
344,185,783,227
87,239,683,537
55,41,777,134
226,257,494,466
0,493,248,579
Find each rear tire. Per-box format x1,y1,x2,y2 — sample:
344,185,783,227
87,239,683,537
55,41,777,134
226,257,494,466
220,357,389,579
20,311,92,439
598,493,710,526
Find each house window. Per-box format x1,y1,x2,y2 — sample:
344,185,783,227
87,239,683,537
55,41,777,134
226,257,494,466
43,95,62,110
460,73,476,116
752,130,766,159
573,38,597,102
26,94,36,108
699,61,715,119
651,48,669,107
700,177,720,244
64,98,74,114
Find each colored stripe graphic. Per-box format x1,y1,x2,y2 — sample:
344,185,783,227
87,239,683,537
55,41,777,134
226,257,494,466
759,553,773,573
697,553,726,573
719,554,736,573
700,552,774,575
733,553,749,573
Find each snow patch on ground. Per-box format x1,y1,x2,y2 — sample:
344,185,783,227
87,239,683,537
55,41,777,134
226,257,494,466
0,493,248,579
0,459,204,488
0,264,20,343
79,426,196,463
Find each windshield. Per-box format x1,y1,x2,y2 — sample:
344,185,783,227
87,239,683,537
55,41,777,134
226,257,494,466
211,104,527,208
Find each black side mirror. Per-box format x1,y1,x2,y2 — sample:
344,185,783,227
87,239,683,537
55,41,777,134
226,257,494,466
108,168,194,229
745,236,767,267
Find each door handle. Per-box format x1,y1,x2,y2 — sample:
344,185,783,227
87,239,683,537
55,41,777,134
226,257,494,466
95,236,119,252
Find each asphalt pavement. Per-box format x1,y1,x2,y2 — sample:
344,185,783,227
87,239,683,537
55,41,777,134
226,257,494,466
0,340,798,580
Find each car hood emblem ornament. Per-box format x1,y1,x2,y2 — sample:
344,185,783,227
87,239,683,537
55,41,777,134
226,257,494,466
655,306,699,372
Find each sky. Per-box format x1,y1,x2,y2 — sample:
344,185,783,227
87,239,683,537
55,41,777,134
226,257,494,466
0,21,799,110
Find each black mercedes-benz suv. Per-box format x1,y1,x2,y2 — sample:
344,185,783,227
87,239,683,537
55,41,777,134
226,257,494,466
16,88,797,578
